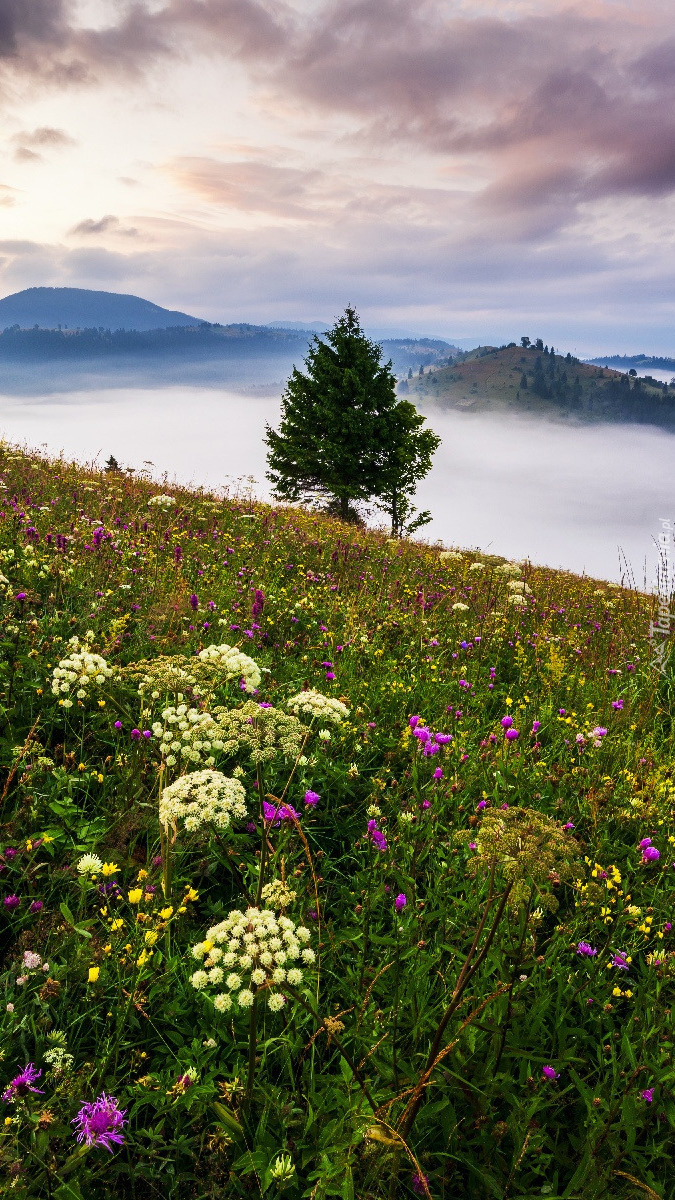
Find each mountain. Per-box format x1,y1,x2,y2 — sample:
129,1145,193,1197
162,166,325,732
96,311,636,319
404,341,675,429
0,287,201,331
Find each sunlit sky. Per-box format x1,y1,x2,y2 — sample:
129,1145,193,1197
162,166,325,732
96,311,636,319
1,0,675,352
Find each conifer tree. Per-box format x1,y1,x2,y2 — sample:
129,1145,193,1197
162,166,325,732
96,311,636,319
265,306,440,528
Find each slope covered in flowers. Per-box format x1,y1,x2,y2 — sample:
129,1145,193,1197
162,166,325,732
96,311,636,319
0,446,672,1199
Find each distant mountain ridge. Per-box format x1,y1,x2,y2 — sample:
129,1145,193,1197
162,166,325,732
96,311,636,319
0,287,201,332
587,353,675,373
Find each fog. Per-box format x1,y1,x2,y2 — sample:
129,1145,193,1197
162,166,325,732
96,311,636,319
0,383,672,586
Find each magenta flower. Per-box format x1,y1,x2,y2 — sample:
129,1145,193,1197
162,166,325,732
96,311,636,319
542,1066,560,1081
412,1172,429,1195
611,952,630,970
641,1088,654,1103
413,726,430,742
505,728,519,741
15,593,26,601
263,801,298,826
29,900,43,914
639,837,653,848
435,732,452,744
2,1063,44,1102
576,942,597,957
367,820,387,852
612,698,624,710
114,720,122,730
130,728,141,741
500,715,513,728
72,1092,127,1152
304,790,320,807
395,893,407,911
477,800,487,811
408,715,421,729
325,672,336,681
433,767,443,780
642,846,660,864
189,594,199,610
3,895,19,909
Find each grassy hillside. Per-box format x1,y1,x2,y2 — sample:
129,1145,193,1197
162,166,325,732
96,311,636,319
0,446,673,1199
403,342,675,427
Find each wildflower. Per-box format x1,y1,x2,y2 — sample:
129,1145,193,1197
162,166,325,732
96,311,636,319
412,1172,429,1196
101,863,118,877
72,1092,127,1152
127,889,143,904
532,721,541,733
500,716,513,728
160,770,247,835
2,1063,44,1102
611,952,630,970
287,689,349,724
130,728,141,741
642,846,660,864
263,800,299,825
542,1066,560,1081
88,967,100,983
577,942,597,957
395,893,407,911
3,895,19,909
23,951,42,970
641,1088,654,1103
433,767,443,779
435,732,452,744
612,699,624,710
77,853,103,876
367,819,387,852
189,594,199,610
270,1154,295,1185
29,900,43,914
304,790,320,807
409,715,421,728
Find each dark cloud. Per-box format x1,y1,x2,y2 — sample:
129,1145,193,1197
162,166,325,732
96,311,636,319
69,215,139,237
0,0,69,57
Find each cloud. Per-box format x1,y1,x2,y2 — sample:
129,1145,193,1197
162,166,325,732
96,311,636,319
11,125,77,162
69,215,139,237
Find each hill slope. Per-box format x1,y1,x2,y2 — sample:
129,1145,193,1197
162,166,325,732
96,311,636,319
0,443,667,1199
404,341,675,427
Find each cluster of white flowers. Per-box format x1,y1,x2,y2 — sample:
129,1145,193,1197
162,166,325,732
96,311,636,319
44,1046,75,1075
439,550,463,563
190,905,314,1012
451,602,470,613
496,562,522,577
469,561,485,572
508,594,528,607
77,853,103,876
507,580,532,594
148,494,176,510
50,634,114,707
159,769,247,834
197,643,261,694
260,879,297,910
287,689,349,725
154,705,222,768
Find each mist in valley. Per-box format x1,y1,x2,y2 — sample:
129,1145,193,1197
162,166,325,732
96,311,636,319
0,381,671,587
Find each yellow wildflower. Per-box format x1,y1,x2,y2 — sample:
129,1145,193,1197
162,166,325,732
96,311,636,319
144,930,158,946
88,967,100,983
101,863,118,877
159,906,174,920
128,888,143,904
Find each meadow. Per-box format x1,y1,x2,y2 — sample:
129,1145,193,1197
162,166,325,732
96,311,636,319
0,445,672,1199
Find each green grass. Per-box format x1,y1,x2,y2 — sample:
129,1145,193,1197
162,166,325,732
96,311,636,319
0,444,672,1199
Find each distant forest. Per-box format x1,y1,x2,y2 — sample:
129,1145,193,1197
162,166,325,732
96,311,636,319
588,353,675,373
0,323,454,375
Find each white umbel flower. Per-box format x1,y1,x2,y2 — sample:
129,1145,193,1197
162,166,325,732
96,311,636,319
159,769,247,835
287,689,349,725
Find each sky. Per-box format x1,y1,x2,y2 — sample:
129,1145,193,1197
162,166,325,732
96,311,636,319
0,0,674,353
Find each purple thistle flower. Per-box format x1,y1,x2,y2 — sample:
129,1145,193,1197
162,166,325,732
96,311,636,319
251,589,265,617
3,895,19,909
505,728,520,741
29,900,43,914
531,720,541,733
72,1092,127,1152
592,726,608,738
434,732,452,744
413,726,431,742
642,846,660,863
189,594,199,611
325,671,336,681
576,942,597,957
15,593,26,602
611,952,630,970
612,698,624,710
542,1065,560,1081
500,715,513,728
395,893,407,911
433,767,443,779
422,741,440,757
408,715,421,729
2,1063,44,1102
639,837,653,848
263,800,299,826
412,1171,429,1195
114,720,122,730
130,728,141,741
304,790,320,807
477,800,487,811
367,820,387,852
641,1088,654,1103
3,848,17,860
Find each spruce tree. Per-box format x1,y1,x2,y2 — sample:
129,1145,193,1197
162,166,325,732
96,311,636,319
265,305,439,527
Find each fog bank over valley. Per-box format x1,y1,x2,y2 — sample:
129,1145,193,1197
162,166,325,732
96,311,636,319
0,384,670,588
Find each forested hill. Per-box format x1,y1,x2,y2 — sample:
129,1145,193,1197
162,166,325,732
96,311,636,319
0,322,456,377
403,340,675,429
587,353,675,374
